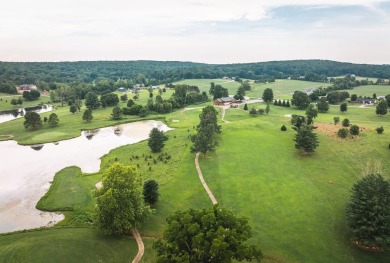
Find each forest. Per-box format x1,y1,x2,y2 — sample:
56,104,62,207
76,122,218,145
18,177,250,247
0,60,390,94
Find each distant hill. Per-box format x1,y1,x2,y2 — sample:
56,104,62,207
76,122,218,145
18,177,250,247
0,60,389,86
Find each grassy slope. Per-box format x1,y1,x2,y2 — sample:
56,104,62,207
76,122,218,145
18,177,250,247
339,85,390,97
0,228,138,263
174,78,241,93
0,94,51,111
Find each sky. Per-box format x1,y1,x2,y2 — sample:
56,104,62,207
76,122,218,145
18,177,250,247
1,0,389,64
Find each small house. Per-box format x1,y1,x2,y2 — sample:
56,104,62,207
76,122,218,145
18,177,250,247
117,87,127,92
356,98,376,104
16,84,37,93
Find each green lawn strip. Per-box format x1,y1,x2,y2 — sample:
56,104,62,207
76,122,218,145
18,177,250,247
0,228,137,263
0,95,51,112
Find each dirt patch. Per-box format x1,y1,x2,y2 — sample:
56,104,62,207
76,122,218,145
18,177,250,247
314,123,370,141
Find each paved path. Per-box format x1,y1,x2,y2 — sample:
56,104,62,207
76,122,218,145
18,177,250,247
195,152,218,205
131,229,144,263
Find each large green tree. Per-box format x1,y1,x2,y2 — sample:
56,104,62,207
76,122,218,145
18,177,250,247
82,109,93,122
155,206,262,262
291,91,310,109
148,128,168,153
143,179,159,206
94,163,151,235
376,100,388,116
85,91,100,109
316,97,329,113
191,106,221,156
262,88,274,102
23,111,42,130
209,83,228,99
293,124,319,153
111,106,122,120
305,104,318,125
47,113,59,127
346,174,390,248
340,102,348,113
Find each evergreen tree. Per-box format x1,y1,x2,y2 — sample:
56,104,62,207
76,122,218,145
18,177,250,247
340,102,348,113
350,125,359,135
243,103,248,110
342,118,350,127
47,113,59,127
305,104,318,125
111,106,122,120
148,128,168,153
70,104,77,114
376,100,388,116
142,179,159,206
293,124,319,153
191,106,221,156
82,109,93,122
346,174,390,248
286,100,290,107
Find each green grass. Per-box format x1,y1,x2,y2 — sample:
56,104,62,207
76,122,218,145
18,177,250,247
246,79,326,100
0,228,137,263
174,78,241,93
0,94,51,111
339,85,390,97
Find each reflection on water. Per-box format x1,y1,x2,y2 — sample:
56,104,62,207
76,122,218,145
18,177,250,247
30,144,44,151
0,120,172,233
0,104,53,124
84,129,100,140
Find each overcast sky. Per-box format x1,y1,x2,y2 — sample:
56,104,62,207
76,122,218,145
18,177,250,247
1,0,389,64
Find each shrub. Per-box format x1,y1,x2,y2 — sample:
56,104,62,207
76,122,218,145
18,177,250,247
258,109,265,115
333,116,340,125
376,126,384,134
243,103,248,110
338,128,349,138
350,125,359,135
249,108,257,115
342,118,350,127
281,125,287,131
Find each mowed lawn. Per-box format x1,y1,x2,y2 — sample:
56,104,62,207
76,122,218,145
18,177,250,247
198,105,390,263
0,228,138,263
339,84,390,97
174,78,241,93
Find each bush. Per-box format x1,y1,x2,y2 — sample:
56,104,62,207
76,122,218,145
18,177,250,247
342,118,350,127
350,125,359,135
143,179,159,205
243,103,248,110
249,108,257,115
258,109,265,115
376,126,384,134
337,128,349,138
333,116,340,125
281,125,287,131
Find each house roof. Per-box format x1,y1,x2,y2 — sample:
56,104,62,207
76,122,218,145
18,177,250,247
215,97,235,103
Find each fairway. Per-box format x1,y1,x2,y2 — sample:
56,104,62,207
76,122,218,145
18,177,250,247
0,228,137,263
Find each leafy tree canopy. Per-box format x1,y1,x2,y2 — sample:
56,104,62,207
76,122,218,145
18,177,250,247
155,205,262,262
94,163,151,235
23,111,42,130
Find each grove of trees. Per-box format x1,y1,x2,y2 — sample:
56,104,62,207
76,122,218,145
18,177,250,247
155,206,262,262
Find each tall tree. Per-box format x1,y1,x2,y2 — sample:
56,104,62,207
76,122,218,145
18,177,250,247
111,106,122,120
94,163,151,235
47,113,59,127
23,111,42,130
375,100,388,116
234,85,245,100
291,91,310,109
262,88,274,102
346,174,390,248
148,128,168,153
70,104,77,114
305,104,318,124
85,91,100,109
155,206,262,262
340,102,348,113
316,97,329,113
82,109,93,122
142,179,159,206
293,124,319,153
191,106,221,156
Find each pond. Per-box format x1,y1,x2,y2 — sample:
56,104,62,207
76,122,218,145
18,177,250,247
0,120,172,233
0,104,54,124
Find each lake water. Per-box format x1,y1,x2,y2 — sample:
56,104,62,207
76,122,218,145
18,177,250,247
0,120,172,233
0,105,54,124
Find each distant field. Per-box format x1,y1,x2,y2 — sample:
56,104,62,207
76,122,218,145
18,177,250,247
174,78,241,93
339,85,390,97
0,94,51,112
